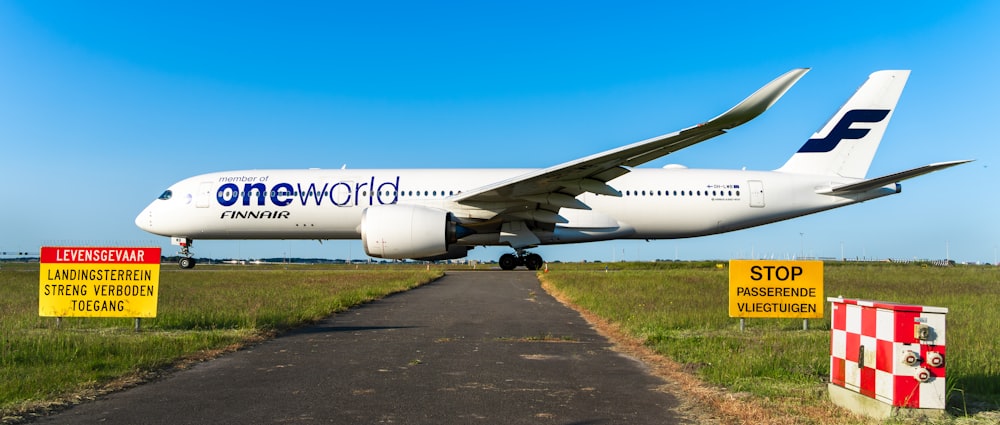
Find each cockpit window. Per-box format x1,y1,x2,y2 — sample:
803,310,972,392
158,190,172,200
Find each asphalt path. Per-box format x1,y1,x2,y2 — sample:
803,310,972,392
35,271,690,424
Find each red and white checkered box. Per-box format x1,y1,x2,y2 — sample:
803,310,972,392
829,297,947,409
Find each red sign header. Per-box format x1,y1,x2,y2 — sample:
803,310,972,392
40,247,161,264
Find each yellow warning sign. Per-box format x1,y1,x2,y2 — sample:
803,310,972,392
729,260,823,319
39,247,161,317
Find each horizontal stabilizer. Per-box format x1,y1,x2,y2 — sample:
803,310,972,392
819,160,973,195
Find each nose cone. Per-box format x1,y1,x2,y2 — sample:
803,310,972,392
135,203,155,234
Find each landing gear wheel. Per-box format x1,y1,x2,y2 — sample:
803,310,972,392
497,251,544,270
524,253,543,270
179,257,196,269
499,254,518,271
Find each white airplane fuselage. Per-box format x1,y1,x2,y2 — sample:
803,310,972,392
136,168,895,244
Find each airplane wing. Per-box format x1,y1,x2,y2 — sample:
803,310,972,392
818,160,973,195
450,68,810,221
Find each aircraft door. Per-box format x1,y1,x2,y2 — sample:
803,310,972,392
748,180,764,208
331,181,354,206
196,182,214,208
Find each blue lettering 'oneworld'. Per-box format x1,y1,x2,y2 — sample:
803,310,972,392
797,109,890,153
329,182,352,206
216,177,400,208
271,183,294,206
297,182,330,206
217,183,239,206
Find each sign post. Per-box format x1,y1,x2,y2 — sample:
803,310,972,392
729,260,824,328
39,247,161,327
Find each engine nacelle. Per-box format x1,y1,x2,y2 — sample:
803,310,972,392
361,205,461,259
415,245,471,261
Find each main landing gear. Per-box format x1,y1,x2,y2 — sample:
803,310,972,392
498,250,544,271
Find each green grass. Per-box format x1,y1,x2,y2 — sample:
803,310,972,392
540,262,1000,415
4,260,996,422
0,263,442,418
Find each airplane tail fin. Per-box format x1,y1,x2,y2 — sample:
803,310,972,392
777,70,910,178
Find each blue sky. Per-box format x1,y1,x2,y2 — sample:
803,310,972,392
1,1,997,263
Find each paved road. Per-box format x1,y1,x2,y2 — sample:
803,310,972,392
36,271,689,424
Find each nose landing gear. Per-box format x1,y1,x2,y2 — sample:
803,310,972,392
498,250,544,271
173,237,197,269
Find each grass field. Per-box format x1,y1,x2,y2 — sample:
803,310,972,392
0,263,442,420
2,261,997,423
539,261,1000,422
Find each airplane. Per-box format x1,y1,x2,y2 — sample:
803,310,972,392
135,69,971,269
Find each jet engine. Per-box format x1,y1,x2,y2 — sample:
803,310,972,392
361,205,470,259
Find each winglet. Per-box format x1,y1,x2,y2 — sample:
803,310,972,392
700,68,810,130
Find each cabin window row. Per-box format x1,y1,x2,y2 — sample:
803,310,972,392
621,189,740,197
227,190,460,198
226,189,738,199
396,190,460,197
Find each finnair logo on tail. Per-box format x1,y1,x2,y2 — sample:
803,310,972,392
798,109,890,153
